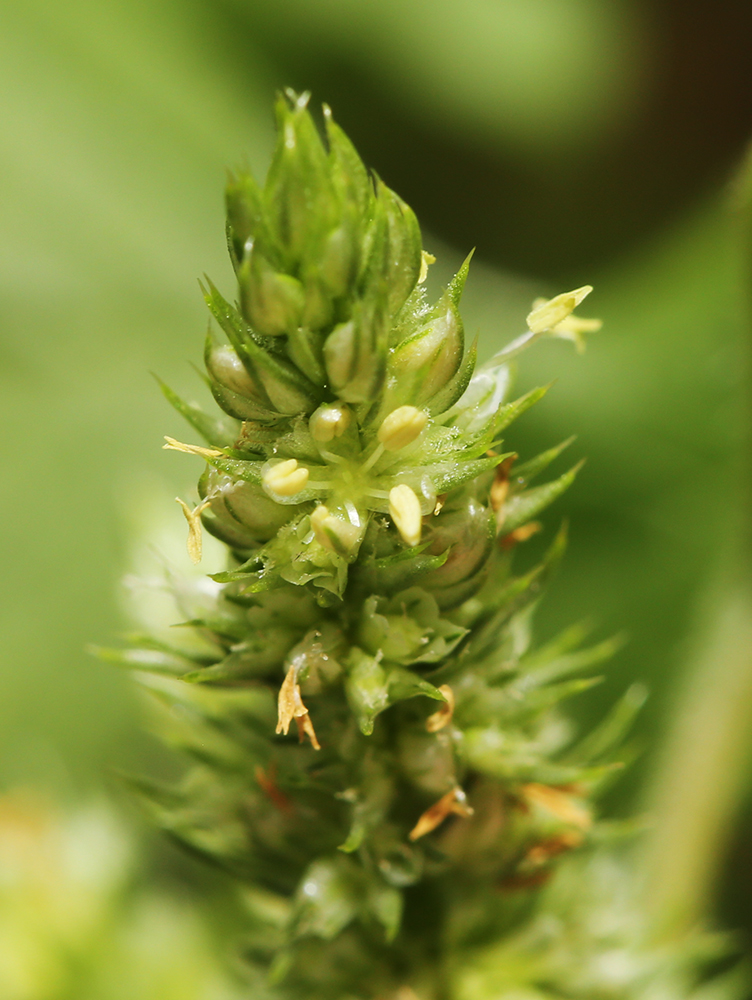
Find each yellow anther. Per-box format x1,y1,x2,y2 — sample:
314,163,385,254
418,250,436,284
389,484,422,547
262,459,309,497
408,786,474,841
526,285,593,335
378,406,428,452
175,497,211,564
310,505,361,556
309,404,350,443
163,436,224,459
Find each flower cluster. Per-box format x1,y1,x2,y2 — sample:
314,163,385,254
109,92,660,1000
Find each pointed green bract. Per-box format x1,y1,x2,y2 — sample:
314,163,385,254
116,92,736,1000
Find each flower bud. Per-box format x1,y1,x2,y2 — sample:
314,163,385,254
324,105,373,218
310,505,361,558
263,459,310,497
240,247,305,336
321,221,360,296
389,485,422,547
300,270,334,331
423,497,494,608
206,343,260,399
378,406,428,452
323,299,387,404
222,478,297,537
388,298,463,407
379,182,422,315
526,285,592,334
225,169,264,267
309,404,351,443
264,93,336,267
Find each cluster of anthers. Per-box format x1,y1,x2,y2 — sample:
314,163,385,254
167,283,599,569
162,283,600,764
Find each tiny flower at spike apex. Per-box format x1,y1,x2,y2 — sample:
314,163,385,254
108,92,743,1000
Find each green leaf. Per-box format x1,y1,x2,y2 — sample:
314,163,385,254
90,645,194,677
446,249,475,306
418,453,507,494
565,683,648,764
494,383,552,436
500,461,584,535
518,620,595,670
386,667,446,705
206,456,264,484
467,524,568,659
520,634,626,688
511,436,576,489
507,675,604,719
154,375,238,447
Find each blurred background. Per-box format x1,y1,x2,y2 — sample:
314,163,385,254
1,0,751,993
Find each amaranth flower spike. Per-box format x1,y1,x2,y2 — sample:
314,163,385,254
105,91,726,1000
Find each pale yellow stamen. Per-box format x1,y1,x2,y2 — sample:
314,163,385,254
409,786,473,841
175,497,211,564
526,285,593,335
163,436,224,459
310,505,360,556
276,665,320,750
389,484,422,547
309,404,351,443
378,406,428,452
418,250,436,284
425,685,455,733
263,459,309,497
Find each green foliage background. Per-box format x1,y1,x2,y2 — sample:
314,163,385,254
0,0,750,982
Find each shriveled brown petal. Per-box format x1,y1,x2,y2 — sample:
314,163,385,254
295,712,321,751
276,666,299,737
500,521,542,550
409,786,474,841
525,829,584,867
490,455,516,528
425,685,455,733
520,783,591,830
254,764,293,814
276,666,321,750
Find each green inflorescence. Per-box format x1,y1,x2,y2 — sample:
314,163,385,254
105,91,745,1000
